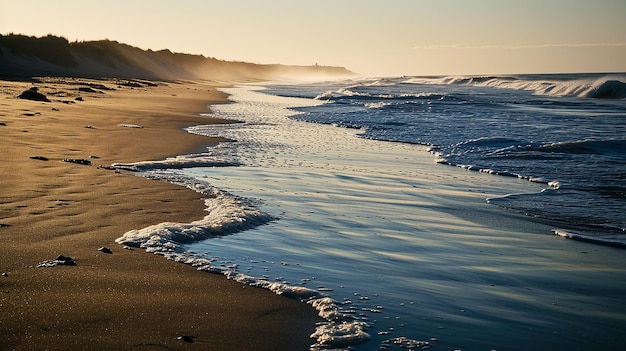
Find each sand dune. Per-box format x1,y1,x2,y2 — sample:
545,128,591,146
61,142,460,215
0,34,356,81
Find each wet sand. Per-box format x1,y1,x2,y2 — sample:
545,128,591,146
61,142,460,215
0,78,320,350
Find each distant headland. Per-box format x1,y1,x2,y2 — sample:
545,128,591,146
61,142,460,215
0,34,356,80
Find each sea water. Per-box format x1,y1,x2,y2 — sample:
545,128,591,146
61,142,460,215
264,74,626,246
115,74,626,351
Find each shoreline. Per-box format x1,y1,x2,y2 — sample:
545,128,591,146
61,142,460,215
171,84,626,351
0,78,320,350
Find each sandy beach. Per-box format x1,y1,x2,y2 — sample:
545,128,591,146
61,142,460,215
0,78,320,350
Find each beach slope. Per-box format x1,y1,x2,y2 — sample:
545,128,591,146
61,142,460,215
0,78,319,350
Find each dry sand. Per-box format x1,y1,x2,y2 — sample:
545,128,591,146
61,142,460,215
0,78,320,350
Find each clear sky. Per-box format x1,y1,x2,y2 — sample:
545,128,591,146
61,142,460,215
1,0,625,76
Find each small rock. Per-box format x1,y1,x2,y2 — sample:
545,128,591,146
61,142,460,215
29,155,49,161
75,96,84,101
18,87,50,102
1,272,8,277
98,247,113,254
63,158,91,166
0,122,6,126
119,81,143,88
123,246,133,250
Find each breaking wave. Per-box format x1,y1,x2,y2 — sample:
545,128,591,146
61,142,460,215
405,74,626,99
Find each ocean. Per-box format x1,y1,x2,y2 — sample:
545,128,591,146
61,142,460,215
115,73,626,351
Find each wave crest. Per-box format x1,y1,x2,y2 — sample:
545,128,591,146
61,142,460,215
584,80,626,99
405,75,626,99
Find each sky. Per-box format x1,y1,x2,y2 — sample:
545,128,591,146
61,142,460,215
1,0,625,76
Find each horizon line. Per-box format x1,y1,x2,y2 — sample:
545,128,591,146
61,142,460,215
413,42,626,50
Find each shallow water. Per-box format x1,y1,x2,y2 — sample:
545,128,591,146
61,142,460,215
114,84,626,350
166,85,626,350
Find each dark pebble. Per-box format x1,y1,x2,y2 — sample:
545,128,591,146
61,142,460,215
177,335,195,343
75,96,84,101
98,247,113,254
29,155,49,161
18,87,50,102
60,258,77,266
63,158,91,165
1,272,8,277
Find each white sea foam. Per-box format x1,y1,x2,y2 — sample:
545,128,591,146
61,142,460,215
314,90,335,100
310,320,371,349
548,180,561,189
115,171,274,249
116,194,272,247
112,153,238,172
364,101,391,109
308,297,371,350
196,264,370,349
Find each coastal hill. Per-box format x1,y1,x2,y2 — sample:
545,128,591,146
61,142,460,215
0,34,355,80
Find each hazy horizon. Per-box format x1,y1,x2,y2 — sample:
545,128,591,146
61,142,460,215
1,0,625,77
